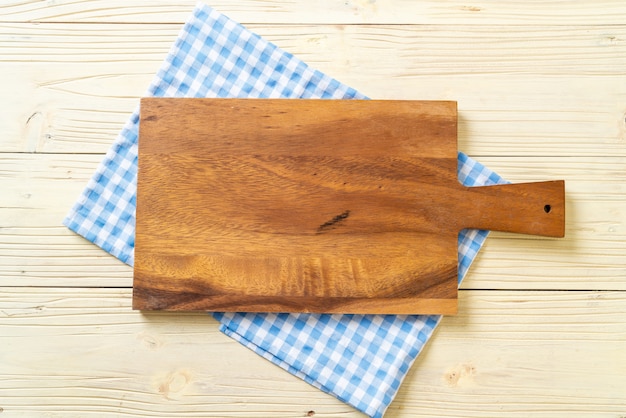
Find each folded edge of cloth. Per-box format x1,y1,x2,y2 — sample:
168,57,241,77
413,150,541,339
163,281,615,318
63,3,507,417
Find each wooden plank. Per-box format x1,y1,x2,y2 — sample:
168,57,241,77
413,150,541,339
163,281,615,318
1,0,626,25
1,287,624,417
0,153,100,227
0,153,623,290
1,23,625,155
0,153,133,287
5,23,625,75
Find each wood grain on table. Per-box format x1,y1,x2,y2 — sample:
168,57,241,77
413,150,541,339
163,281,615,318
1,1,625,417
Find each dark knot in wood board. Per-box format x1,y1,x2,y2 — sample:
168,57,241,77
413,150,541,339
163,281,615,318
317,210,351,234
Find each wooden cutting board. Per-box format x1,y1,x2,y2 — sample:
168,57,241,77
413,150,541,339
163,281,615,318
133,98,565,314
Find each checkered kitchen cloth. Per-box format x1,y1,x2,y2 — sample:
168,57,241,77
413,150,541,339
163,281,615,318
63,3,507,417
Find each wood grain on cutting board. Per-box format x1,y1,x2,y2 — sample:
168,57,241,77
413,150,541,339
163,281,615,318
133,99,564,314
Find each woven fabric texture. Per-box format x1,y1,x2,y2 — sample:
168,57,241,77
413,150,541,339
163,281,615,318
63,4,506,417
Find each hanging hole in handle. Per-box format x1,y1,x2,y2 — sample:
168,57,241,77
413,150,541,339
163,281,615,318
544,204,552,213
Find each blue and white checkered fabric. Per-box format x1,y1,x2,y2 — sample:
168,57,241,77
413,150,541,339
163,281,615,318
63,3,507,417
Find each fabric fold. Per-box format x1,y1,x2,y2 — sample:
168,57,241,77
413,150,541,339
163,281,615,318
63,3,507,417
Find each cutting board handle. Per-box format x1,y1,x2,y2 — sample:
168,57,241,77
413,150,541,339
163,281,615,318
459,180,565,237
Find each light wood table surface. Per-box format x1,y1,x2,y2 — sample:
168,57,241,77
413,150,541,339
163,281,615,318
1,1,625,417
